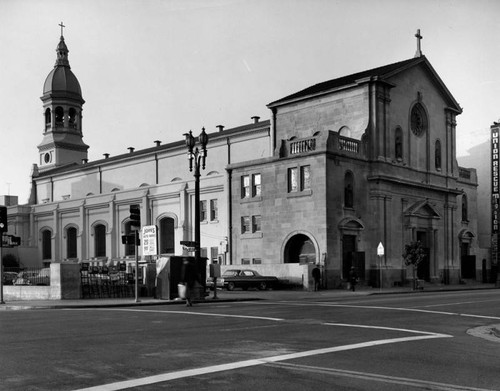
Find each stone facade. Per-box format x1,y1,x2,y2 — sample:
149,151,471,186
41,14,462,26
230,56,480,288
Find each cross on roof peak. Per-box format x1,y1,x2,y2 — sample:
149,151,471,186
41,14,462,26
59,22,65,37
414,29,423,58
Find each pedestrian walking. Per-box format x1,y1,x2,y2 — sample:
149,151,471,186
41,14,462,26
312,264,321,291
349,266,358,292
181,259,197,306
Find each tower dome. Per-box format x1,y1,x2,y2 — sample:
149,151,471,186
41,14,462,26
38,26,88,173
42,35,83,100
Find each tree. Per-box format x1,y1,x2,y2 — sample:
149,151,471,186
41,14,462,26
402,241,426,290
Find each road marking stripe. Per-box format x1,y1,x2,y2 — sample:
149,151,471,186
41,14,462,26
418,299,500,308
259,301,500,321
269,362,496,391
72,319,450,391
74,335,446,391
69,308,285,322
324,322,451,337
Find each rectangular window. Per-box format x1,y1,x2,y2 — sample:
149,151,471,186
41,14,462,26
241,175,250,198
252,173,261,197
200,200,207,222
241,258,251,265
210,199,218,221
301,165,311,190
252,215,261,232
241,216,251,234
252,258,261,264
288,167,298,192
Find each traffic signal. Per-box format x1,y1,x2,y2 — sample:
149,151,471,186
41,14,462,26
121,234,139,245
129,204,141,229
0,206,7,233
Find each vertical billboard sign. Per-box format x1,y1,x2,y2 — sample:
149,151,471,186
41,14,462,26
492,123,500,268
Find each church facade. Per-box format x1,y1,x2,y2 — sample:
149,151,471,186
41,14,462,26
4,32,483,288
229,54,480,288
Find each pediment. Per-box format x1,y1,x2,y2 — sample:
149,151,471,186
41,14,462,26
338,217,365,230
458,229,475,239
405,200,440,219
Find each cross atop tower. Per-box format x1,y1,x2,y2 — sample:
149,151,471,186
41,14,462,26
414,29,423,58
59,21,65,37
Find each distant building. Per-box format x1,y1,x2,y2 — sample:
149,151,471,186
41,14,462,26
458,122,500,283
3,31,485,288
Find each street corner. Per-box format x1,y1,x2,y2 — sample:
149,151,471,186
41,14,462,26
467,324,500,343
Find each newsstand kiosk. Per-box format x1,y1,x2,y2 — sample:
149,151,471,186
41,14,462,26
156,256,206,300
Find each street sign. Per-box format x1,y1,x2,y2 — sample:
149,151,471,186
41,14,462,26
180,240,198,247
377,242,384,256
141,225,157,256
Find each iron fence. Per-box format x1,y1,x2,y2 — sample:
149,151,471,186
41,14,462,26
3,267,50,286
80,263,143,299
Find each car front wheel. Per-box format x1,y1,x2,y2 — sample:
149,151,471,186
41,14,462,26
258,282,267,290
227,282,235,291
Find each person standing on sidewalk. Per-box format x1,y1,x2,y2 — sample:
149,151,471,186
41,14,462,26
312,264,321,291
349,266,358,292
181,259,197,307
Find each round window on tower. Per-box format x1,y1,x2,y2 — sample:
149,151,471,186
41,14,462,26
44,153,51,164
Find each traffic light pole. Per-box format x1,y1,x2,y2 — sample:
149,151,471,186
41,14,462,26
194,165,201,267
184,129,208,297
0,235,4,304
134,230,140,303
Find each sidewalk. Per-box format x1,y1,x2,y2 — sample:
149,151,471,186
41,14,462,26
0,282,497,310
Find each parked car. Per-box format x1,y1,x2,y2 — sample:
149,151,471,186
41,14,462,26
13,269,50,286
207,269,279,291
3,272,19,285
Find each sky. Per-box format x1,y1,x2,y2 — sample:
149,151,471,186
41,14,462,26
1,0,499,204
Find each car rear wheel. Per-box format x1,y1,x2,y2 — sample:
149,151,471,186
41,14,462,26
227,282,235,291
258,282,267,290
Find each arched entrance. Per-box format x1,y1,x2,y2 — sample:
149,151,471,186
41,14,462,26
458,229,476,280
284,233,316,264
338,218,365,280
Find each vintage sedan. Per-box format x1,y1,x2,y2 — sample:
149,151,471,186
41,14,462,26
13,269,50,286
208,269,279,291
3,272,19,285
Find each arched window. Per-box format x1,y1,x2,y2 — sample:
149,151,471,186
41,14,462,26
55,106,64,125
395,127,403,160
462,194,468,222
94,224,106,257
159,217,175,254
435,140,442,170
66,227,78,259
44,108,51,127
42,230,52,261
410,103,428,137
124,221,135,257
69,108,77,127
344,171,354,208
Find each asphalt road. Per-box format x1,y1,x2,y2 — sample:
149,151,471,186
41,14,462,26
1,290,500,390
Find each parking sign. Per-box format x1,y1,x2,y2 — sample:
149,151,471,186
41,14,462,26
141,225,158,256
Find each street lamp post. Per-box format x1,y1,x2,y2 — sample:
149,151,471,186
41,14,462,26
184,128,208,274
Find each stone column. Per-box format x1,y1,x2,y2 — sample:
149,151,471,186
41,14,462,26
50,262,81,300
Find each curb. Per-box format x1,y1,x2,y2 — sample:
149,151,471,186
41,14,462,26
0,297,262,311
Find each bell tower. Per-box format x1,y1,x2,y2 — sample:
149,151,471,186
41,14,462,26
38,23,88,172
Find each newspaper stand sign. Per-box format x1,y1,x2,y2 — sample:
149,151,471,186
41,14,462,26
141,225,158,256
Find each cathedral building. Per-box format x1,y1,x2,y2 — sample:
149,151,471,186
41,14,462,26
229,34,481,288
4,31,483,289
